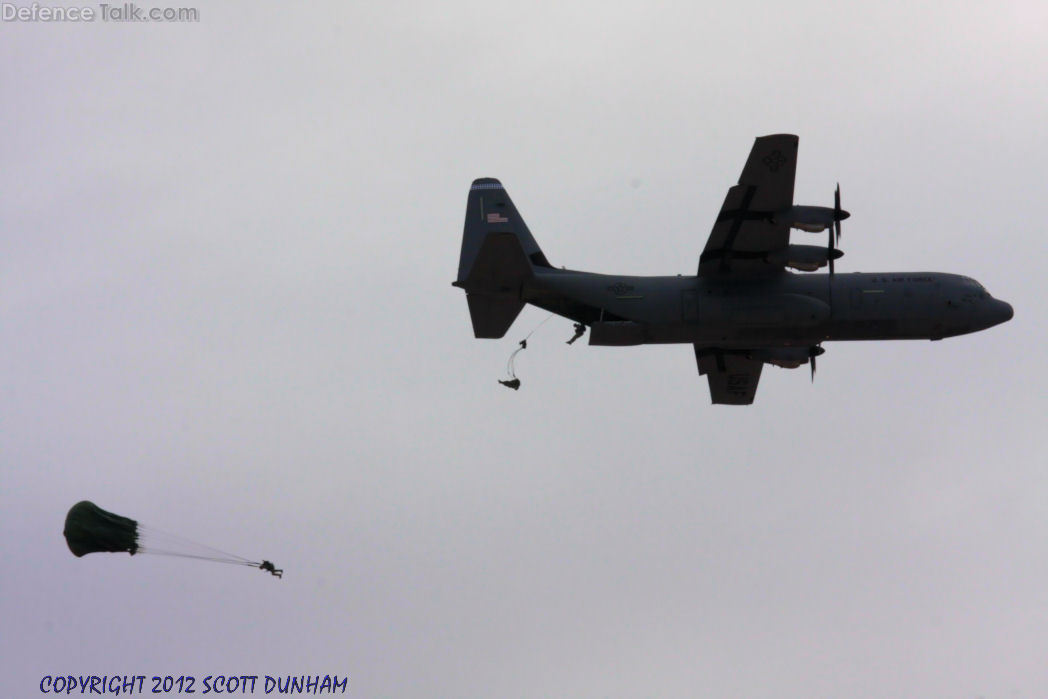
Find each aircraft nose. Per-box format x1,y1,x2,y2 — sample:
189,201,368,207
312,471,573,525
981,298,1013,328
995,299,1014,323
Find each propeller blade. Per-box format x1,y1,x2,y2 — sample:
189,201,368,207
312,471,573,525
828,226,835,276
827,216,835,277
809,345,824,382
834,183,843,244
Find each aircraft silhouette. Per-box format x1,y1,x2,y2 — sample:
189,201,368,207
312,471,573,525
453,135,1013,404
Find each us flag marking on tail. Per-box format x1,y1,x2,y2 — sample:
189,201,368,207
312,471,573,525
486,212,508,224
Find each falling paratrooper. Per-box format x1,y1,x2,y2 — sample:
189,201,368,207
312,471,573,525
63,501,282,578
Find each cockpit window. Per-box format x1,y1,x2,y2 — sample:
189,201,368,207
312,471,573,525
960,278,989,299
963,278,987,292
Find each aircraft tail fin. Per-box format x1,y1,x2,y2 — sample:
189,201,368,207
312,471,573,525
455,179,550,338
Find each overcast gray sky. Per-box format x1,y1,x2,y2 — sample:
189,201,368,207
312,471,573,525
3,1,1046,697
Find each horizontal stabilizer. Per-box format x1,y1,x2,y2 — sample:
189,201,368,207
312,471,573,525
466,294,524,339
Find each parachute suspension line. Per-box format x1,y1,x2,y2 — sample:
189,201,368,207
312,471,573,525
505,342,525,379
136,524,253,564
521,312,555,342
499,313,555,390
134,547,259,567
137,524,252,562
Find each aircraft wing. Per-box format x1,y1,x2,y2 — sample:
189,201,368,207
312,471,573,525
698,134,797,277
694,346,763,405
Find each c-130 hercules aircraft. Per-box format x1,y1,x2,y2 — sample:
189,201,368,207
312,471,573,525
453,134,1013,404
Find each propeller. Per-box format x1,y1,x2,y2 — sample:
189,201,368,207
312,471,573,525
809,346,825,382
834,183,844,244
827,184,845,275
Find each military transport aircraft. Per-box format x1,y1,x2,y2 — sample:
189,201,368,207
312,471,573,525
453,134,1013,404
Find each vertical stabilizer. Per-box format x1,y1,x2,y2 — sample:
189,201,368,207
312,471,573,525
455,179,550,338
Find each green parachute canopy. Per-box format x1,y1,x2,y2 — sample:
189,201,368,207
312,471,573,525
63,501,139,557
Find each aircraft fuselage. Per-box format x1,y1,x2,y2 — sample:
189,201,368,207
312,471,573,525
525,269,1012,348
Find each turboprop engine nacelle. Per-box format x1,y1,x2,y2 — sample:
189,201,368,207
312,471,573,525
772,244,845,272
779,205,850,233
747,346,824,369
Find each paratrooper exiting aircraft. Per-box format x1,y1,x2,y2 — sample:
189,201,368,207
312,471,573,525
453,135,1013,404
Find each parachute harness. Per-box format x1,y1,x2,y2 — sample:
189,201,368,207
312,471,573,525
499,313,555,390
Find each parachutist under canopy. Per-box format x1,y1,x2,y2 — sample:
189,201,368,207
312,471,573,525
566,323,586,345
259,560,283,578
64,501,281,580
